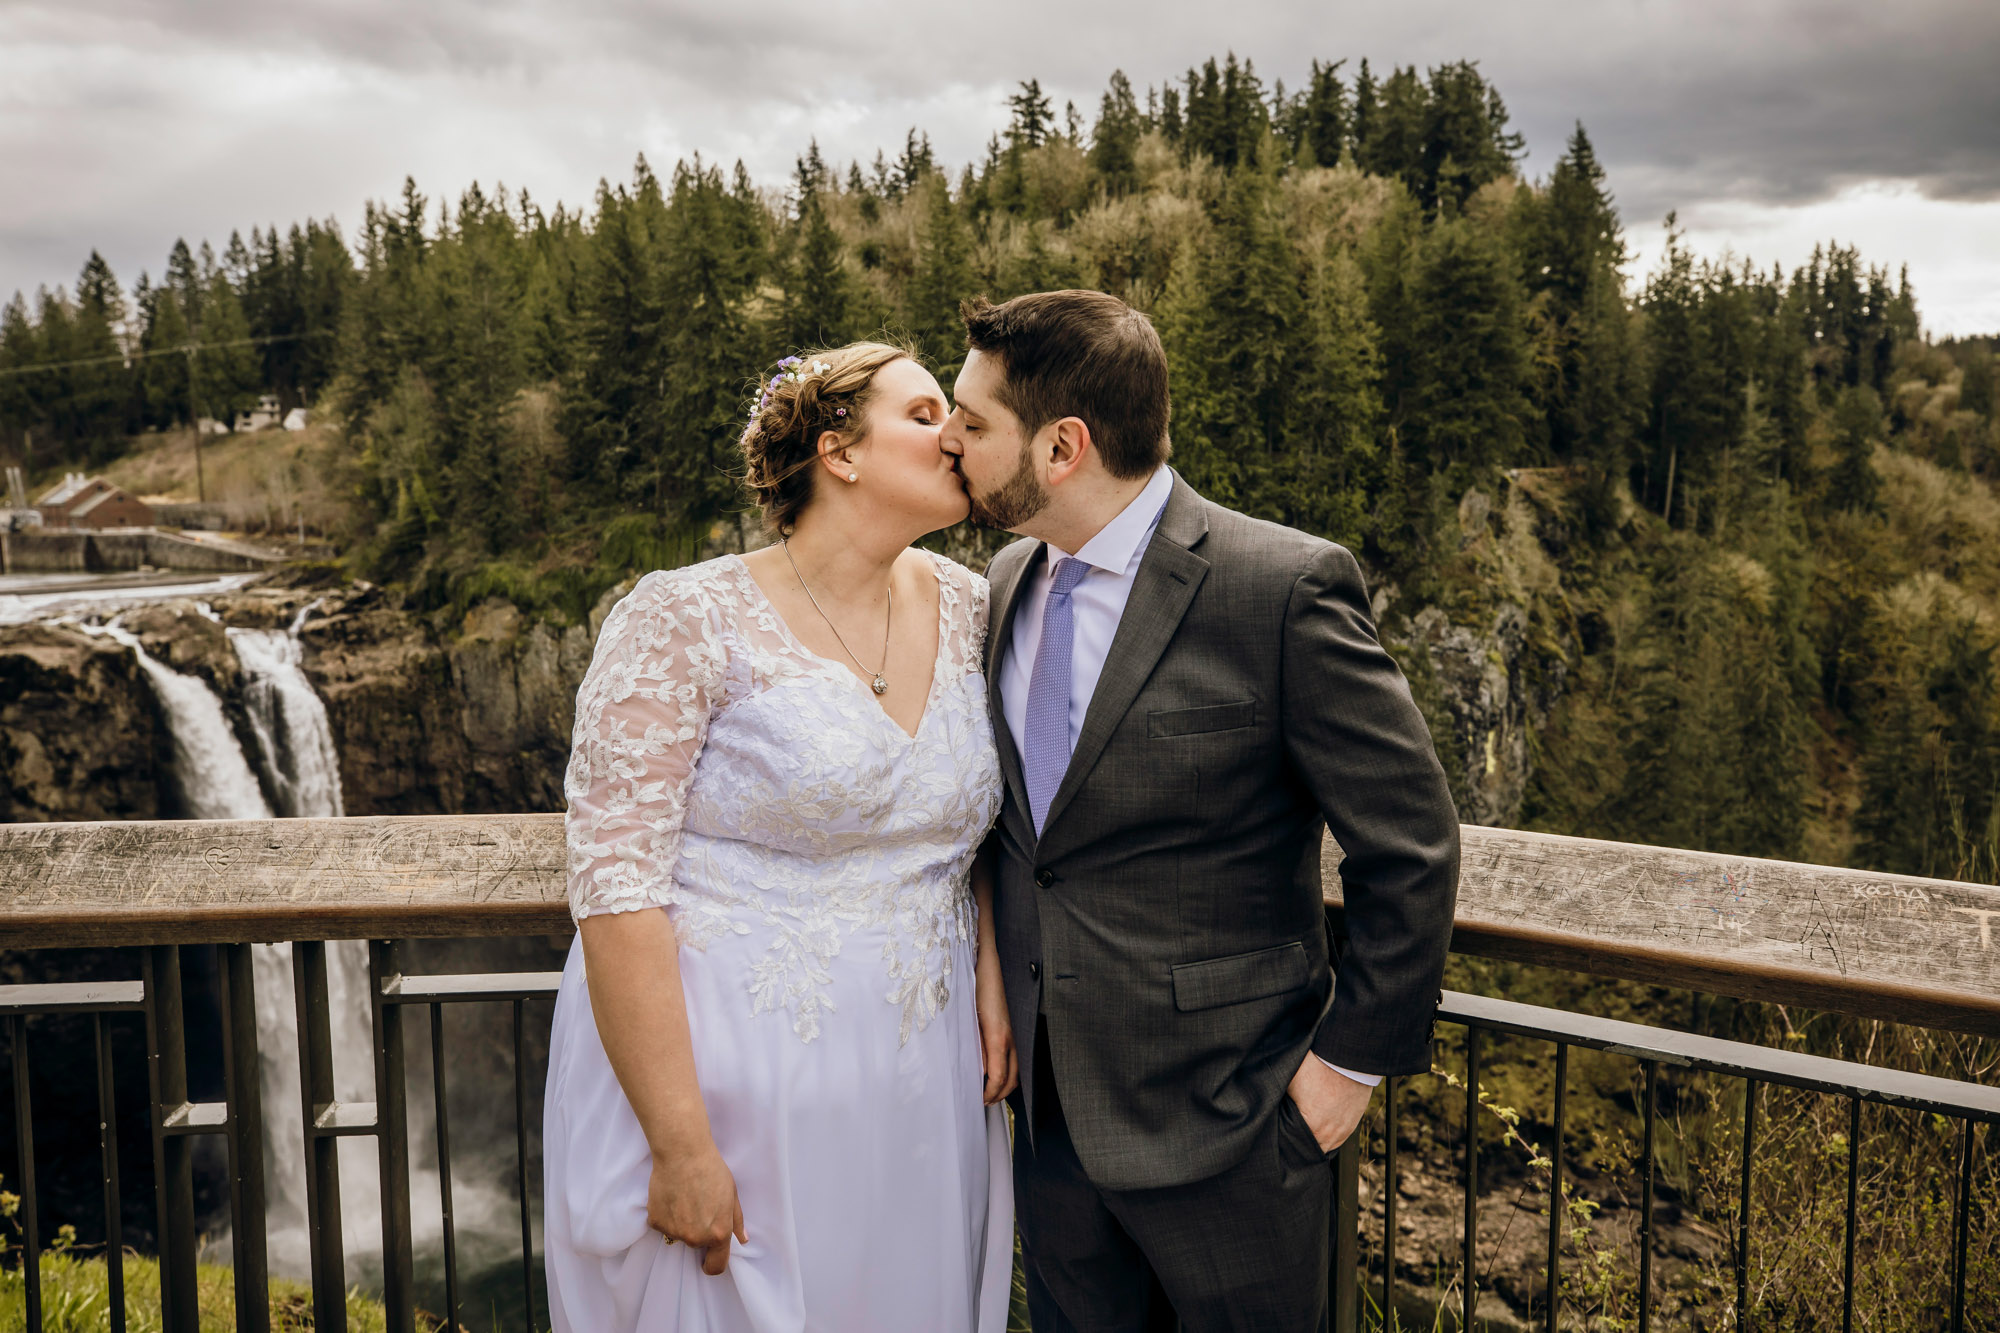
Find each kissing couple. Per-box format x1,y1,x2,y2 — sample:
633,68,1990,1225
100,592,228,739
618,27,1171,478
540,289,1460,1332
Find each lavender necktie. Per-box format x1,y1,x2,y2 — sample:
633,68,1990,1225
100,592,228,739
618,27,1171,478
1023,556,1090,835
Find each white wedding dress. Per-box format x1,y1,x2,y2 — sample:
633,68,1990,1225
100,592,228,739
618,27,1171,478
543,551,1013,1333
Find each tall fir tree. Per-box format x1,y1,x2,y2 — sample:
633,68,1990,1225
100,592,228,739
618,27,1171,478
905,174,975,375
1089,71,1144,196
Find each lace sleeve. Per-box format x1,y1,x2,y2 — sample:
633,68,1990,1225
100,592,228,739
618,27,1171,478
968,563,991,650
563,570,728,922
933,553,991,680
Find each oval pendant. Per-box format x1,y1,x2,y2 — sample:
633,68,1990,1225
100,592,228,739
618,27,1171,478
871,675,889,696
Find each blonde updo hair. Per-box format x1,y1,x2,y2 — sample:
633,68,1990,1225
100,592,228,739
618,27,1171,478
740,340,920,534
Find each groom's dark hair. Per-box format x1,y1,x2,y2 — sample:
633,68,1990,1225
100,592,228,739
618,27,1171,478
960,290,1171,480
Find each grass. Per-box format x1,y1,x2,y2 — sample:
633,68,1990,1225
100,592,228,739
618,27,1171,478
0,1250,482,1333
81,423,353,540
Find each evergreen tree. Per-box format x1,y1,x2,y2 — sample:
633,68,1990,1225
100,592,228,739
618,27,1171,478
1349,60,1379,172
1007,80,1054,150
1181,54,1268,168
1522,125,1621,312
192,254,260,424
1396,213,1529,476
1765,282,1813,487
1089,70,1144,196
655,157,764,527
0,294,38,448
1612,546,1811,857
1294,59,1349,168
1420,61,1520,214
1566,267,1645,533
427,182,531,550
562,165,669,510
338,180,434,422
1960,348,1995,419
1856,608,2000,877
1519,125,1632,477
896,131,935,195
1642,221,1729,524
905,174,975,374
1181,60,1224,163
1361,65,1426,199
1159,84,1183,143
1826,384,1883,513
1280,244,1381,543
780,188,861,348
69,251,132,454
137,279,192,429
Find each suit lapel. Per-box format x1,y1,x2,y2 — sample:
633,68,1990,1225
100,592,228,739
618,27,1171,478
1037,477,1210,843
986,540,1041,831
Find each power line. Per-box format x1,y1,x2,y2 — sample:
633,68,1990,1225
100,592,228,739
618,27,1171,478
0,329,334,379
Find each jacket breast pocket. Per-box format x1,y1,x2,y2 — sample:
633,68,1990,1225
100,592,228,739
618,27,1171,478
1171,941,1309,1012
1148,700,1256,739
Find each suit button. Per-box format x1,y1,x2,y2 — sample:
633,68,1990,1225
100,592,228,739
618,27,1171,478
1035,868,1055,888
1029,961,1041,980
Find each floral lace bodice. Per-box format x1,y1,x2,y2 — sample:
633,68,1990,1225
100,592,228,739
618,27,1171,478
564,551,1002,1043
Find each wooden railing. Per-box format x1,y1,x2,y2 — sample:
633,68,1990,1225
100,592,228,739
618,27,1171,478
7,816,1997,1033
2,817,1997,1333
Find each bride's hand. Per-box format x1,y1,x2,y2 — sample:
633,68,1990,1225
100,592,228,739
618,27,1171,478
975,951,1018,1105
648,1143,747,1275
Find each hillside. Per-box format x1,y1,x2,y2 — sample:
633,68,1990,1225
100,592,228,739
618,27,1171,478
7,52,1997,885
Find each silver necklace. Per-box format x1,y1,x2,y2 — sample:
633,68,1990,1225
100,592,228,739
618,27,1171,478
780,537,893,695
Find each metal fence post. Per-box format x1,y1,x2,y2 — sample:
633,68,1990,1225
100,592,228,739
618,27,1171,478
94,1012,128,1332
219,942,271,1333
9,1014,42,1331
370,939,416,1333
293,940,348,1332
143,945,199,1333
1331,1128,1361,1333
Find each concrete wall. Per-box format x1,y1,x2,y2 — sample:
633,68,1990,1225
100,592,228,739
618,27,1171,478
0,529,277,574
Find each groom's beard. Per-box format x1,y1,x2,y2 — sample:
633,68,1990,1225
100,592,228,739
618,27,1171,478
967,445,1049,531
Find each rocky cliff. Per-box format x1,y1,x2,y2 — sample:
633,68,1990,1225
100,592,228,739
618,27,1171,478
0,623,173,821
295,585,608,815
0,577,636,821
1,482,1567,829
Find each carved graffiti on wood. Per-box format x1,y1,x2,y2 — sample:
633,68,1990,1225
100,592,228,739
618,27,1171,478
2,816,1995,1034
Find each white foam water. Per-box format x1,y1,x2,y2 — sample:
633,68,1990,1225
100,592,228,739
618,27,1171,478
79,603,515,1289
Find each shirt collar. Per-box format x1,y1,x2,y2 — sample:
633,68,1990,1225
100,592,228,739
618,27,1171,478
1046,464,1173,577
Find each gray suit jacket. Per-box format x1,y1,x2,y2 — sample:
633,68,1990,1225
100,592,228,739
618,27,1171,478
985,472,1460,1191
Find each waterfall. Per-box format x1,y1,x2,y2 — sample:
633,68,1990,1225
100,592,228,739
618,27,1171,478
228,601,345,820
89,623,272,821
221,600,385,1281
87,602,512,1294
87,610,383,1281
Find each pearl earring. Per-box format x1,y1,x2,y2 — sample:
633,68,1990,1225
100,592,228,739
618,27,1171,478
847,471,858,483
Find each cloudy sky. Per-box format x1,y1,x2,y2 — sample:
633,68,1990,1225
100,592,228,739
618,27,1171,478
4,0,1997,334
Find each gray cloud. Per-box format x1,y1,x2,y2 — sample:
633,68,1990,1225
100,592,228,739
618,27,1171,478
3,0,1997,327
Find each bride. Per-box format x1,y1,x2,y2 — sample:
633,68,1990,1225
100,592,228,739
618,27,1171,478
542,342,1017,1331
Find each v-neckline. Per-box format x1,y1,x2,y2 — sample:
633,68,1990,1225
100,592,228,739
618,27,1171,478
728,551,950,743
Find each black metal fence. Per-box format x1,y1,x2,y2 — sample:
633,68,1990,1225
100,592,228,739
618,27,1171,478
4,938,1996,1332
3,942,558,1333
1333,991,1998,1333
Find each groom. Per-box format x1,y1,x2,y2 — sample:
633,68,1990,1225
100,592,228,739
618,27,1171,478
941,290,1460,1332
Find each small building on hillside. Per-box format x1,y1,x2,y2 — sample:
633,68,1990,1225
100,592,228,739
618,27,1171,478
234,394,284,432
283,407,309,432
35,473,154,530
